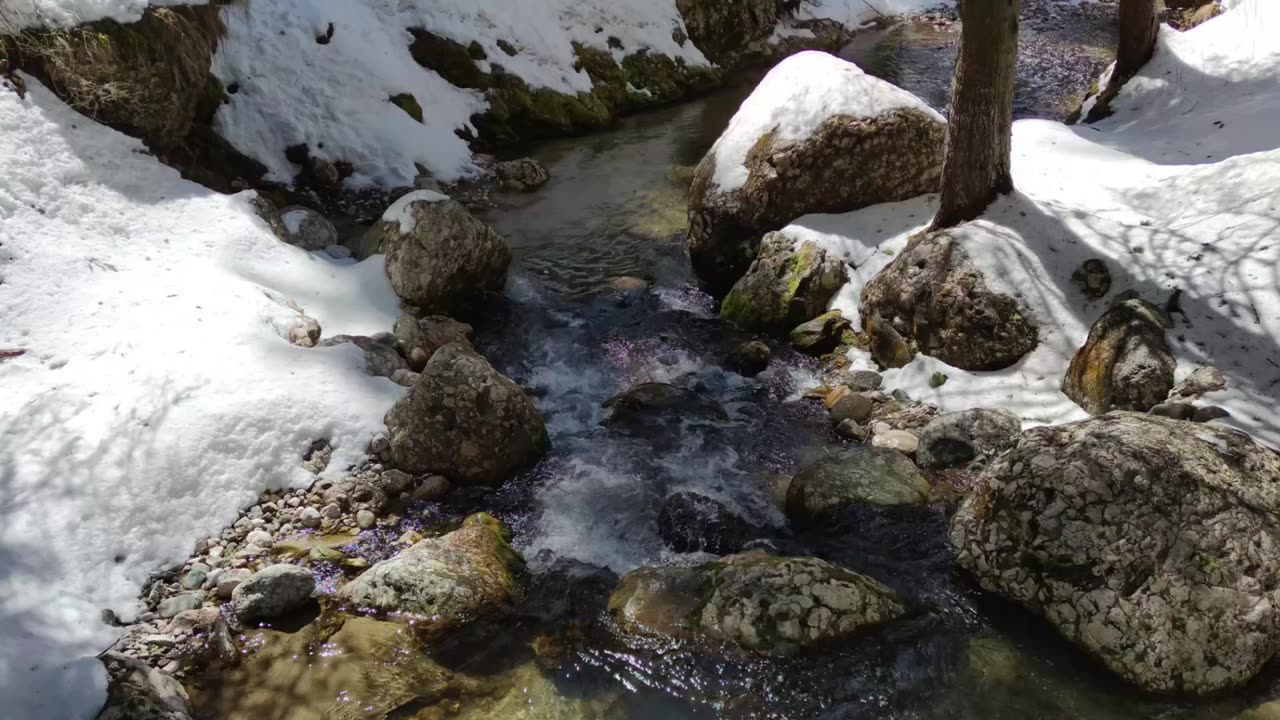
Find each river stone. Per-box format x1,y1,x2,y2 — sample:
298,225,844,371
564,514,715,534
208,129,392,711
231,564,315,624
384,343,549,485
950,413,1280,695
786,446,931,526
861,230,1038,371
338,514,523,631
686,52,944,294
725,340,772,377
601,382,728,429
657,492,756,555
790,311,850,356
915,409,1021,469
720,234,847,333
1062,298,1175,414
393,312,474,371
96,652,193,720
609,552,904,657
320,334,407,379
829,392,873,425
367,191,511,315
279,206,337,251
494,157,550,191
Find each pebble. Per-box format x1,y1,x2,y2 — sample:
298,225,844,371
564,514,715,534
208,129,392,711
245,529,273,548
321,503,342,520
180,565,209,591
872,429,920,458
216,568,253,600
299,507,322,528
158,593,202,619
356,509,376,529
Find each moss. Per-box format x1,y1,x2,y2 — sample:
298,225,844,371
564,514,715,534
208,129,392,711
390,92,424,123
408,28,488,89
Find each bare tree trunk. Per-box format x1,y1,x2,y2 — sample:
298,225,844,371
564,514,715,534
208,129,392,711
932,0,1021,230
1116,0,1159,81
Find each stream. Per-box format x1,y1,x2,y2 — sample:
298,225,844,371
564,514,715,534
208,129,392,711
188,6,1280,719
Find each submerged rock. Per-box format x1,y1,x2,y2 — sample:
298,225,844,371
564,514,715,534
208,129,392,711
231,564,315,625
96,652,193,720
338,514,523,631
494,157,550,191
384,343,549,485
786,446,931,526
720,234,847,333
915,408,1021,469
790,310,850,355
951,413,1280,695
367,191,511,315
861,230,1038,371
657,491,758,555
601,382,728,430
1062,298,1175,414
725,340,772,377
687,52,944,293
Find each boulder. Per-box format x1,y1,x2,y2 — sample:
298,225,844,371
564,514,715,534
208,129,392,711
231,564,315,624
861,230,1038,371
393,312,474,371
609,552,903,656
950,413,1280,695
657,492,757,555
494,158,550,191
385,343,548,485
720,234,847,333
687,52,944,293
725,340,772,377
338,514,523,632
279,206,338,251
915,409,1021,469
786,446,931,526
601,383,728,430
96,653,193,720
367,191,511,315
1062,298,1175,414
829,393,873,425
790,311,850,355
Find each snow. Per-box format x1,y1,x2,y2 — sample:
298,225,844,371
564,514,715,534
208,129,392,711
708,51,943,192
0,0,202,30
781,0,1280,446
383,189,449,233
0,76,403,718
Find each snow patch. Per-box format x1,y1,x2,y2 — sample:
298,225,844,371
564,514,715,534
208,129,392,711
383,189,448,233
0,0,203,30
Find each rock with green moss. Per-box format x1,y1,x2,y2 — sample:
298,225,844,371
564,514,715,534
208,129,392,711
786,446,931,526
610,551,903,657
721,233,847,334
789,310,850,355
389,92,424,123
338,514,524,630
408,29,489,89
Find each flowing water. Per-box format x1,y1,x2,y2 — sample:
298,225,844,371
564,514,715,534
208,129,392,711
189,9,1280,719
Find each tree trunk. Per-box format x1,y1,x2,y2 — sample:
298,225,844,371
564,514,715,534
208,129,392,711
932,0,1021,231
1116,0,1159,81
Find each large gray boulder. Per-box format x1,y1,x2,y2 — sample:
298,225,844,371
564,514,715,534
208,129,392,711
231,564,315,624
609,552,903,656
687,52,944,294
338,513,523,632
915,408,1021,469
950,413,1280,695
384,343,549,485
786,445,931,527
861,230,1038,371
1063,298,1175,414
96,653,193,720
367,191,511,315
720,233,847,333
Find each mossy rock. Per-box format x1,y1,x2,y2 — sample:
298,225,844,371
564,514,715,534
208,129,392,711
408,28,488,89
390,92,424,123
721,233,847,334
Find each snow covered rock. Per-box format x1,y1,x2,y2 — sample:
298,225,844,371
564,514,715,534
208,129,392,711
786,446,931,527
95,652,193,720
393,312,474,371
338,513,523,631
915,409,1021,469
368,191,511,315
1062,298,1175,415
860,230,1039,371
609,552,904,657
279,206,338,251
687,52,944,293
231,564,315,625
720,233,847,333
950,413,1280,695
384,343,549,485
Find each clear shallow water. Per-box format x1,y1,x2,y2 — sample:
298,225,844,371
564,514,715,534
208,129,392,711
192,15,1280,719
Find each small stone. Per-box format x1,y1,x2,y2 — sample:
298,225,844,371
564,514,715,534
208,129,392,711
380,469,414,494
929,371,948,389
216,568,253,600
835,419,867,441
872,429,919,457
180,565,209,591
231,564,315,624
298,507,322,528
356,509,377,529
288,316,322,348
412,475,450,503
830,393,873,424
824,385,852,410
1193,405,1231,423
141,634,178,647
321,503,342,519
725,341,772,377
158,593,202,619
245,530,273,548
1071,258,1112,299
1150,402,1196,421
609,276,650,293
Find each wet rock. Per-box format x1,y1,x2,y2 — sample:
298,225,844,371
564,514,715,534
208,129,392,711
720,234,847,333
180,563,210,591
356,509,377,529
1150,402,1196,421
610,552,904,657
829,393,873,425
608,276,650,294
725,340,772,377
338,514,523,632
1194,405,1231,423
951,413,1280,695
687,52,944,293
384,343,549,485
658,492,757,555
790,311,850,356
215,568,252,600
495,157,550,191
320,334,407,379
915,409,1021,469
786,446,931,526
861,231,1038,371
831,369,883,392
870,429,919,457
96,652,193,720
412,475,451,503
288,316,321,348
1071,258,1111,299
393,313,474,371
1169,365,1227,400
379,469,414,495
601,382,728,431
1063,298,1175,414
158,593,201,619
231,564,315,624
279,206,338,251
835,418,868,441
367,191,511,315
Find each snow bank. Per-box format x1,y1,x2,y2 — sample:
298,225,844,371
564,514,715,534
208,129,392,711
785,0,1280,446
0,76,403,718
0,0,202,30
709,51,942,192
